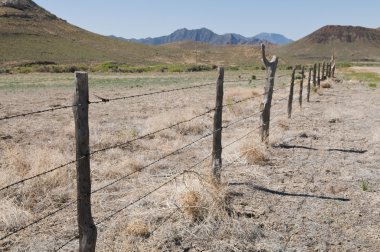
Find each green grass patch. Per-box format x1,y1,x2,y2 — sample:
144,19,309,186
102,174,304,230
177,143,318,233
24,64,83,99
368,83,377,88
344,71,380,84
360,179,369,192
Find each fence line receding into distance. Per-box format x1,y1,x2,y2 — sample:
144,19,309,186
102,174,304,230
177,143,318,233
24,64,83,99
0,45,338,252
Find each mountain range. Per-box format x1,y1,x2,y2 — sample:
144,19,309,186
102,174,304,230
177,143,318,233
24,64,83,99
1,0,380,66
112,28,293,46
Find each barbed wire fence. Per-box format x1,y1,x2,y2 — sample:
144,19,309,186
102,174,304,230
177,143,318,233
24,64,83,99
0,45,337,251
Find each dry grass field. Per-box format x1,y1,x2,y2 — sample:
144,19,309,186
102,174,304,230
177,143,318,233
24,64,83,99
0,68,379,251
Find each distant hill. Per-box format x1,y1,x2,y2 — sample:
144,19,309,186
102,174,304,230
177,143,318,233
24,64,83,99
0,0,183,65
0,0,172,64
254,33,293,45
117,28,293,46
275,25,380,62
0,0,267,67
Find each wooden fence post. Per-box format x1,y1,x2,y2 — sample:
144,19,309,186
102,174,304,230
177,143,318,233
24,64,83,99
73,72,97,252
329,63,332,78
327,63,331,78
322,61,326,80
331,55,336,78
307,67,312,102
313,63,317,87
287,68,296,118
332,63,336,78
299,66,304,107
260,44,278,143
317,63,321,88
212,67,224,182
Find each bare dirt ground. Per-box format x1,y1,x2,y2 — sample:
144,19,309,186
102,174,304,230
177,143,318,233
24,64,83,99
0,70,379,251
226,80,380,251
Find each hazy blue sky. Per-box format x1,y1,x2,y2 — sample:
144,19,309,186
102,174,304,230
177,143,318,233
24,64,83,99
33,0,380,40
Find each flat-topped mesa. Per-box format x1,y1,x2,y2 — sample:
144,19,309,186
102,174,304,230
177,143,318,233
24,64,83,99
0,0,37,10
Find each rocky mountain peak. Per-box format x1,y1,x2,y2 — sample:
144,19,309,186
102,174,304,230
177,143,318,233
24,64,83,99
0,0,37,10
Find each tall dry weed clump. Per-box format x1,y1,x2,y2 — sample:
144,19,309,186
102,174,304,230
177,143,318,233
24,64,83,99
126,219,150,238
181,190,205,222
0,198,32,232
180,178,231,223
240,143,269,165
1,145,74,211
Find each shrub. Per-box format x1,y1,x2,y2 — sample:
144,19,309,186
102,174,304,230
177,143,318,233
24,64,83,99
368,83,377,88
126,220,150,238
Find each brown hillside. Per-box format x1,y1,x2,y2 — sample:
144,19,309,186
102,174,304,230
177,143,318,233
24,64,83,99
0,0,183,65
0,0,262,67
275,25,380,62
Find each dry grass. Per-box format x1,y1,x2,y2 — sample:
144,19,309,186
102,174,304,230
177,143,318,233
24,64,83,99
126,220,150,238
0,199,32,232
181,191,204,221
0,71,298,251
240,143,269,165
224,88,261,116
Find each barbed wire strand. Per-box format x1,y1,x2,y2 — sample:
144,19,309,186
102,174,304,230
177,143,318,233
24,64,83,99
0,72,290,122
0,104,77,121
55,151,214,251
0,95,257,193
0,201,75,241
0,159,81,192
57,103,295,252
91,103,261,195
89,82,216,104
0,87,287,243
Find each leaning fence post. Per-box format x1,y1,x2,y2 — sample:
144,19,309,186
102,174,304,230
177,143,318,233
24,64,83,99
212,67,224,182
313,63,317,87
307,67,312,102
260,44,278,143
73,72,97,252
288,68,296,118
317,63,321,88
299,66,304,108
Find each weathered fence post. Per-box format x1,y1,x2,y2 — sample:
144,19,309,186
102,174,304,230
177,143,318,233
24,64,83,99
322,61,326,80
299,66,304,107
313,63,317,87
317,63,321,88
330,55,335,78
332,63,336,78
307,67,312,102
212,67,224,182
287,68,296,118
327,63,331,78
260,44,278,143
73,72,97,252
